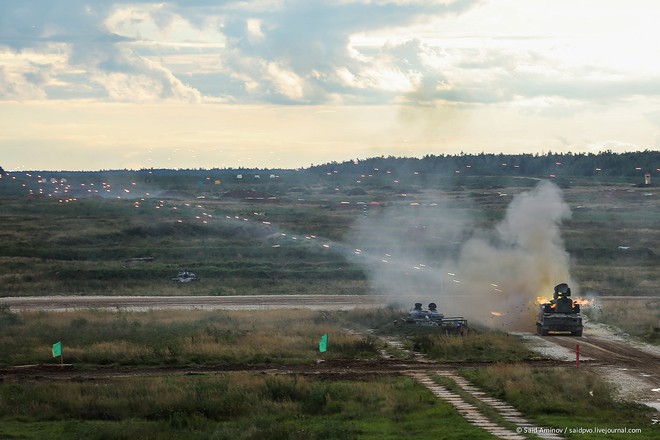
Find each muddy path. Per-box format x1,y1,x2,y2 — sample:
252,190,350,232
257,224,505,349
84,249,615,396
1,358,571,382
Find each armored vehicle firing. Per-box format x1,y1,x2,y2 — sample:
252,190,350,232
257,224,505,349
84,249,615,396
536,283,583,336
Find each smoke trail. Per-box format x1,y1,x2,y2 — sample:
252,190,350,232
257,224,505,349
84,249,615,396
350,180,574,331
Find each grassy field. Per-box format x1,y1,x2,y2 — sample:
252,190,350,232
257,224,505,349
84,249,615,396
0,307,535,368
1,307,658,439
0,374,500,440
0,307,526,439
2,172,657,339
0,170,658,438
1,172,658,299
1,172,658,344
0,308,385,368
0,194,369,296
461,364,660,440
584,297,660,342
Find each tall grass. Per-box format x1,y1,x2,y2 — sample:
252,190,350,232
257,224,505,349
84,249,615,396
462,364,660,439
338,307,538,362
409,329,534,362
0,308,382,367
375,320,535,362
583,298,660,342
0,374,496,440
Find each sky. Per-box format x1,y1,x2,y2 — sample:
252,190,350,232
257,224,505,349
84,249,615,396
2,0,660,171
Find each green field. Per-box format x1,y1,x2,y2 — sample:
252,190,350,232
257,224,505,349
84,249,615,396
1,170,658,298
1,307,658,439
461,364,659,440
0,374,501,440
1,166,659,438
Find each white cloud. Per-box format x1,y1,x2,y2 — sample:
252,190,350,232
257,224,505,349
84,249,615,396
1,0,660,170
265,62,304,99
246,18,265,41
0,65,47,99
3,0,660,108
0,47,70,99
0,0,481,103
0,0,204,102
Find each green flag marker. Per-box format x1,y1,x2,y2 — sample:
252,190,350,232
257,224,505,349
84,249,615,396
319,333,328,353
52,341,62,357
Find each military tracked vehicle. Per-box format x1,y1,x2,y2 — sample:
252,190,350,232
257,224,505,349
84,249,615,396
402,302,468,335
173,270,198,283
536,283,583,336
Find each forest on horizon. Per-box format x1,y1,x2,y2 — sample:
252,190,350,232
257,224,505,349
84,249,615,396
1,150,658,179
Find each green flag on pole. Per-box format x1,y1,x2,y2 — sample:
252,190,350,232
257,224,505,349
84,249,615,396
319,333,328,353
52,341,62,357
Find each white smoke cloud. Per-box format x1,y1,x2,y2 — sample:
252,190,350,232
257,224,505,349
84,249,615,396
351,180,575,331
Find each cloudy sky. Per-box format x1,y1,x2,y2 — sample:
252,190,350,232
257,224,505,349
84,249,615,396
2,0,659,170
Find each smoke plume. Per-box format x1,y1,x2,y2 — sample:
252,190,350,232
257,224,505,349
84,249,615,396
350,180,575,331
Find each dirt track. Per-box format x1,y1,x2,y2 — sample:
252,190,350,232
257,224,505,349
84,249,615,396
2,293,646,311
1,294,388,311
548,334,660,377
542,332,660,406
1,358,572,382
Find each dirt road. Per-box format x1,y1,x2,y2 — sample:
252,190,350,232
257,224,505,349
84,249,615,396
541,331,660,407
2,294,643,311
0,294,389,311
547,334,660,377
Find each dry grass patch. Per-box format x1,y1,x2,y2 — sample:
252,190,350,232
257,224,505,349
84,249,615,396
463,363,660,439
584,297,660,342
0,308,380,367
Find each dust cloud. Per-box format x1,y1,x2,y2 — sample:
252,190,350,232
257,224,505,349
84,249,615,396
349,180,575,331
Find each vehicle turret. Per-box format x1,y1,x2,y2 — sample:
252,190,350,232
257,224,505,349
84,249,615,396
536,283,583,336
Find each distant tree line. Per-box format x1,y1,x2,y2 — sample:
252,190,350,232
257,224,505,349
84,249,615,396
310,150,659,178
4,150,658,178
